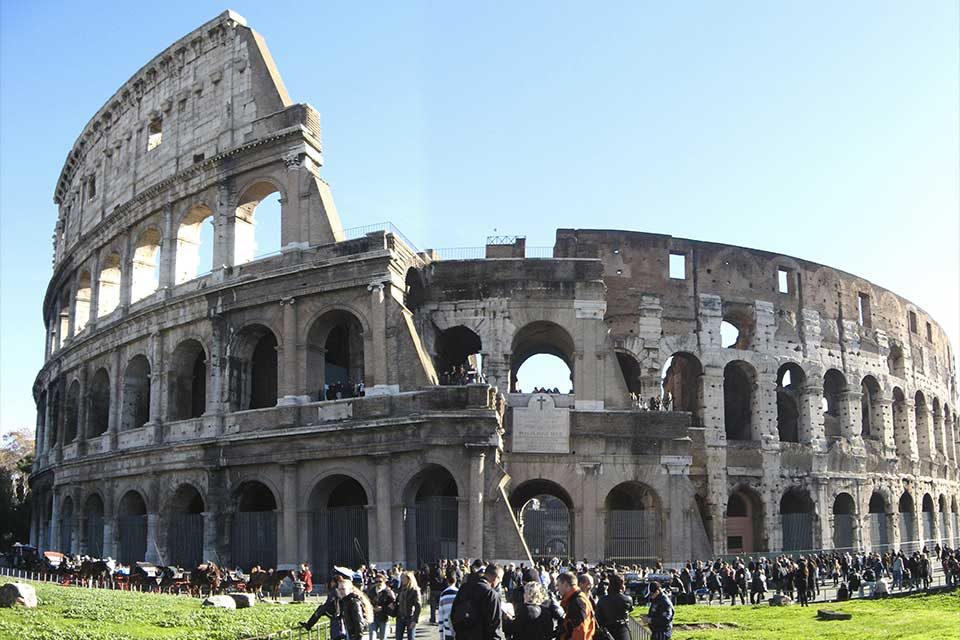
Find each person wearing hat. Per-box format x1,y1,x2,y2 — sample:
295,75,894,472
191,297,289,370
641,581,674,640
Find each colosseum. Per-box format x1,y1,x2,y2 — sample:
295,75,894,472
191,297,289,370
29,11,960,572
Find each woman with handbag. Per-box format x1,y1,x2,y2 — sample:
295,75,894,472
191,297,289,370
595,574,633,640
395,571,422,640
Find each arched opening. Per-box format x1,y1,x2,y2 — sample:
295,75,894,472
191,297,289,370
822,369,847,439
97,252,122,317
915,391,931,459
83,494,104,557
661,353,703,420
234,182,282,265
306,311,365,400
231,481,277,570
921,493,935,549
168,340,207,420
58,288,72,347
617,351,643,398
510,321,575,393
604,482,662,564
887,343,905,378
122,356,151,431
776,363,805,443
721,307,753,349
117,490,148,565
88,368,110,437
307,475,369,574
832,493,856,550
898,491,916,552
726,487,765,553
48,387,60,448
869,491,890,550
175,205,215,283
932,398,944,456
860,376,882,439
167,484,204,568
510,480,574,562
780,488,815,552
228,325,278,411
403,268,426,311
131,228,161,303
59,496,74,554
952,497,959,547
74,271,92,334
723,360,756,441
938,494,949,549
435,325,482,385
64,380,80,443
404,465,458,566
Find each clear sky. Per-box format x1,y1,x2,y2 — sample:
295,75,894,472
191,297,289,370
1,1,958,433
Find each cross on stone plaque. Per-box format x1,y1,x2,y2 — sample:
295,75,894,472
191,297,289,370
536,395,548,410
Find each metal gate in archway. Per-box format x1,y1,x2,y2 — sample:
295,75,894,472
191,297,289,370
604,510,660,564
309,507,369,574
405,496,458,567
117,515,147,565
60,518,73,554
168,513,204,568
781,513,813,552
833,514,855,551
922,512,935,548
898,514,917,552
85,512,103,557
231,511,277,570
870,513,890,551
520,503,571,562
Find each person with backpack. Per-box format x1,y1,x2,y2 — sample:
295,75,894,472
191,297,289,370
367,574,395,640
395,571,422,640
556,571,596,640
595,573,631,640
336,579,374,640
451,563,505,640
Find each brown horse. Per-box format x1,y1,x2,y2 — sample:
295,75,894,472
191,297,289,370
190,562,222,597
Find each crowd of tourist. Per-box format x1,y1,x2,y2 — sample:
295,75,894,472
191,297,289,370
323,381,365,400
438,365,482,386
297,543,960,640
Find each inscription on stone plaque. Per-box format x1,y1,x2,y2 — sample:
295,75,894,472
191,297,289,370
512,394,570,454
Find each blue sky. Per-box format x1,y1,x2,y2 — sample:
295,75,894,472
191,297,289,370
1,1,957,432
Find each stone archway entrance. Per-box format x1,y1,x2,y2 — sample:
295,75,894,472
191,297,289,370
510,480,573,562
404,465,458,567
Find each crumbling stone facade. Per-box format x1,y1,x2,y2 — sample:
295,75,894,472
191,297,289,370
31,12,959,570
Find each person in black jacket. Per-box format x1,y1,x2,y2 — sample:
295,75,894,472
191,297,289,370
504,581,553,640
596,574,633,640
451,563,505,640
336,580,369,640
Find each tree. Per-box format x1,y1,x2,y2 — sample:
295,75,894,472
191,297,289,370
0,428,34,550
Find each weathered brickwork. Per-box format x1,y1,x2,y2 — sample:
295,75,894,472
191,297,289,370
30,12,959,570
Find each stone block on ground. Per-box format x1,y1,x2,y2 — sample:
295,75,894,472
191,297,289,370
202,595,237,609
817,609,852,620
768,594,792,606
0,583,38,608
228,593,256,608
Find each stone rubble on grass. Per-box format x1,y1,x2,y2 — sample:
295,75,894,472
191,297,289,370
202,595,237,609
228,593,257,609
817,609,852,621
769,594,792,606
0,583,38,608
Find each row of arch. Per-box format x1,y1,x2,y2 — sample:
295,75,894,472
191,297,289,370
46,180,284,356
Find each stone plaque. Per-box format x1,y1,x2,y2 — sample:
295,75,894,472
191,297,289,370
512,394,570,454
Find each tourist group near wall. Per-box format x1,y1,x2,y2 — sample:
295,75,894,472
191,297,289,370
29,11,960,573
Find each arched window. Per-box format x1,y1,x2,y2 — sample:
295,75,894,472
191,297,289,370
83,494,104,557
510,480,574,562
604,482,663,564
832,493,856,550
860,376,882,439
404,268,426,311
723,360,756,441
822,369,847,438
122,355,151,431
435,325,482,385
661,353,703,419
117,491,147,565
887,344,905,378
921,493,936,549
168,340,207,421
64,380,80,443
74,271,92,333
780,488,815,552
58,289,72,347
59,496,74,554
131,229,161,302
228,325,278,411
307,312,366,400
234,182,282,265
87,368,111,437
915,391,931,459
175,205,215,283
510,321,575,394
720,307,753,349
97,252,122,317
403,465,459,566
776,363,805,443
868,491,890,550
898,491,916,552
892,387,910,457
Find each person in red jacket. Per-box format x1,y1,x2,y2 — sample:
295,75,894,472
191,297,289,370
298,563,313,595
557,572,596,640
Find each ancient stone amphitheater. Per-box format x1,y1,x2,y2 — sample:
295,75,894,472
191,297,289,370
30,11,959,572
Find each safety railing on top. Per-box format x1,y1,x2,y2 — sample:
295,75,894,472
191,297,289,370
430,246,557,260
341,222,420,254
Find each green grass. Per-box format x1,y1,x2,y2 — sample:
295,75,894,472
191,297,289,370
634,589,960,640
0,578,326,640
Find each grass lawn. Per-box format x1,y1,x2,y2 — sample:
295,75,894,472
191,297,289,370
639,589,960,640
0,578,326,640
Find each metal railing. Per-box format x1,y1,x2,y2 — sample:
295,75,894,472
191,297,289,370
242,626,329,640
341,222,420,253
627,617,652,640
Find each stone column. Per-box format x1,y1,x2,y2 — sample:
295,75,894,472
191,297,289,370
214,182,234,270
903,399,920,462
108,348,121,450
578,462,602,560
932,411,946,462
800,381,826,450
159,204,176,291
664,457,692,562
49,488,60,552
279,463,299,569
148,331,164,427
145,513,161,563
700,366,725,446
72,510,82,555
76,366,88,455
202,512,218,564
277,298,303,404
840,389,864,448
119,234,133,315
877,396,896,455
367,282,388,391
467,447,485,559
87,252,101,331
373,456,393,565
754,376,777,446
